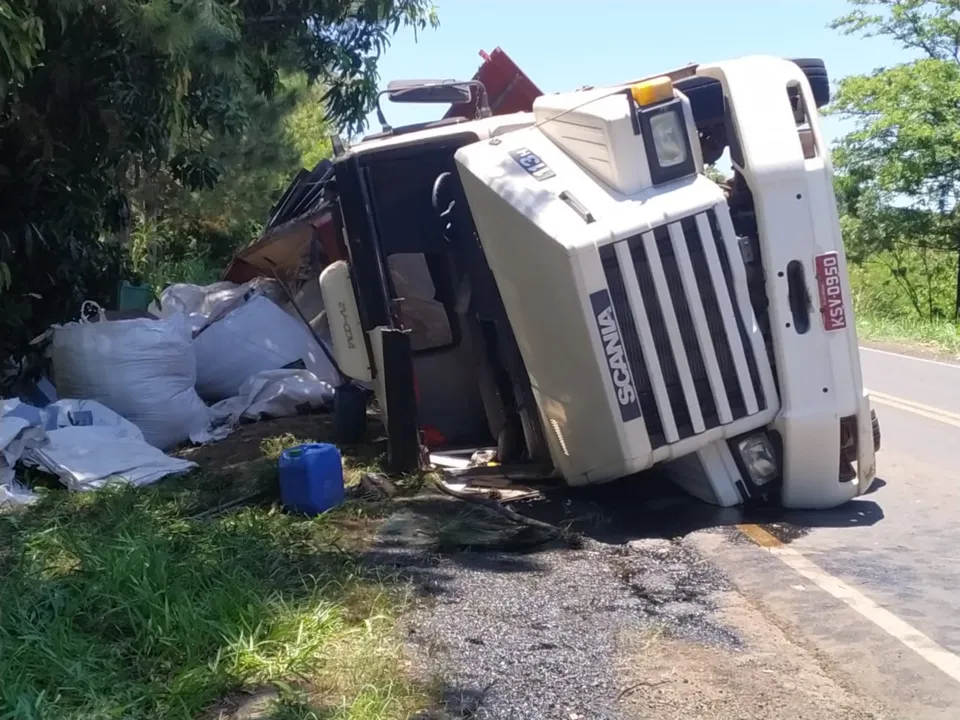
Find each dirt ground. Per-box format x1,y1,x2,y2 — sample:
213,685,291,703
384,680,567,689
170,416,893,719
616,589,889,720
177,414,338,469
363,493,892,720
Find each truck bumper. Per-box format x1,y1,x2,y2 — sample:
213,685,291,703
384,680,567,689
777,390,876,509
857,392,878,493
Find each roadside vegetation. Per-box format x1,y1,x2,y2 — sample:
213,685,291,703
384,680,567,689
0,423,430,720
853,257,960,356
831,1,960,357
0,2,444,716
3,0,960,716
0,0,438,392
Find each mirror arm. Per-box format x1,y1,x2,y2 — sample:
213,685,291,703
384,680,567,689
375,90,392,132
467,80,492,119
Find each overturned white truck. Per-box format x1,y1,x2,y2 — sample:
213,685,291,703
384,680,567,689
320,55,880,510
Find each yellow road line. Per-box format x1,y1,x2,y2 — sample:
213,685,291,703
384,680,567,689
866,388,960,429
736,522,783,548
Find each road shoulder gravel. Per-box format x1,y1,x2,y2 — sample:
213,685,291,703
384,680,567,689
364,496,888,719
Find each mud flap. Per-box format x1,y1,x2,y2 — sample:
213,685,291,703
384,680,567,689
380,328,423,475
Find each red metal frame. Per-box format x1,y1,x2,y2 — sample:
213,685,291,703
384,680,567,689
444,47,543,120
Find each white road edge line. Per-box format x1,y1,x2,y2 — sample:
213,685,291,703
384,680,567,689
860,345,960,370
766,539,960,685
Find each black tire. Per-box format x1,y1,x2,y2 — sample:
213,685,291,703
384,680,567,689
788,58,829,108
872,408,881,453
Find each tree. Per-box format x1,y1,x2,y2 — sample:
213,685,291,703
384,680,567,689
703,164,729,185
830,0,960,321
127,75,331,289
0,0,437,390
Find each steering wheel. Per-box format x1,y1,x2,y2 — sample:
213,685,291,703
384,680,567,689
431,171,456,222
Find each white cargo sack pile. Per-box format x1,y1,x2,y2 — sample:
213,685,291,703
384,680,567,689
192,294,339,402
50,304,213,450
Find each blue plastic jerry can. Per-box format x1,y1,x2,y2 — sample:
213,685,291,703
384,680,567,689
278,443,345,516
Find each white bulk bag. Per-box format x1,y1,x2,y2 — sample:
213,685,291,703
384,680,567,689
149,278,285,337
192,295,338,402
50,308,211,450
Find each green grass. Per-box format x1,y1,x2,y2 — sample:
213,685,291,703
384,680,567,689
856,312,960,358
0,432,428,720
849,250,960,358
141,256,223,295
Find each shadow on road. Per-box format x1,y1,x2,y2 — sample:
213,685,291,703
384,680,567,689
511,471,887,545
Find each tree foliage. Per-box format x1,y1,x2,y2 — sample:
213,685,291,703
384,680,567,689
830,0,960,320
127,76,332,290
0,0,437,389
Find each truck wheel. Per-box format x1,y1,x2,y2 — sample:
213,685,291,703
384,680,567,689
872,408,881,453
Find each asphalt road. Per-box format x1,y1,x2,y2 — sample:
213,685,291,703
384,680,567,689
696,345,960,719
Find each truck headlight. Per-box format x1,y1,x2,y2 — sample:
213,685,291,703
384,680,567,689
649,111,688,168
737,433,778,486
633,98,697,187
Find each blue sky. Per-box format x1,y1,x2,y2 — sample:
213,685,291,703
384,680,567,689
365,0,912,146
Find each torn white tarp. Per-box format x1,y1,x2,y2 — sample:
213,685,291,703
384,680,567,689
0,399,196,499
1,399,43,467
0,480,38,507
25,425,196,491
0,399,43,505
211,368,334,427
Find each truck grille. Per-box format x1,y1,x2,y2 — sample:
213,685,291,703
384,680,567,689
599,210,768,448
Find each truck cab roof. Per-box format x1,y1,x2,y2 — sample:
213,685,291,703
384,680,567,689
342,111,534,159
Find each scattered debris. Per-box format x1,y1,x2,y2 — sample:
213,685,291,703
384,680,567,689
469,448,498,467
439,477,540,504
371,496,565,556
432,477,573,547
217,686,281,720
360,471,399,500
188,490,274,522
436,464,548,505
442,463,554,483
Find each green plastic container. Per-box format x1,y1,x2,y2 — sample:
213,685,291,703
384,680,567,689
117,281,154,312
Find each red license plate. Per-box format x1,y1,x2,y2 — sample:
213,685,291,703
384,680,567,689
815,251,847,331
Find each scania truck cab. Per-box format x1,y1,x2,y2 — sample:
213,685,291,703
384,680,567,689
320,55,880,510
